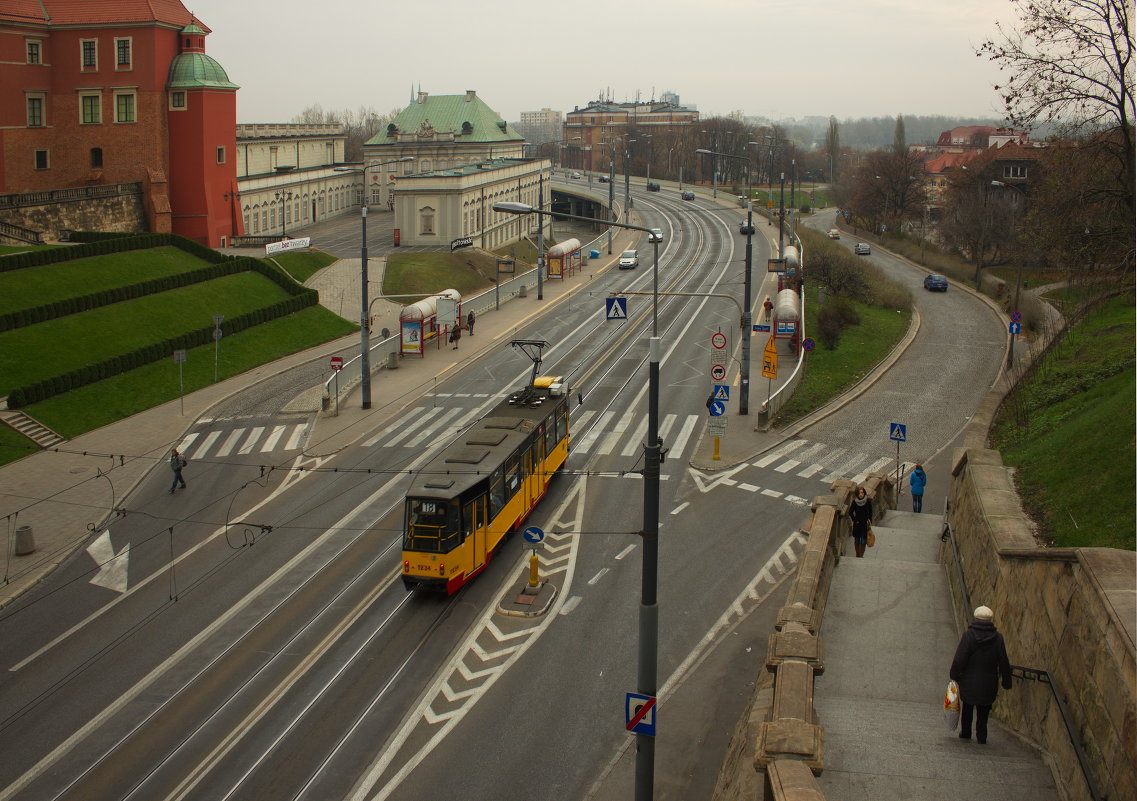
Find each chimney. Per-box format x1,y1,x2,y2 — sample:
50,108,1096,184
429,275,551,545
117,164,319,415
466,90,476,102
417,91,428,104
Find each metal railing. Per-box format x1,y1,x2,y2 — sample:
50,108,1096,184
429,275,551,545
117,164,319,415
940,514,1104,801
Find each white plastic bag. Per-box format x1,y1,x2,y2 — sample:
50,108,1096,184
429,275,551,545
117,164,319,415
943,680,960,731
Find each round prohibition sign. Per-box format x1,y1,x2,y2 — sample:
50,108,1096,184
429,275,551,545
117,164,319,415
710,364,727,381
711,332,727,350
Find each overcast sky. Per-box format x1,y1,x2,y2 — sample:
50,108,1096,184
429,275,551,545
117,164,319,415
195,0,1017,126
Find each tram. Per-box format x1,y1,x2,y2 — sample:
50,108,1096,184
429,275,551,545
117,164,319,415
401,341,570,593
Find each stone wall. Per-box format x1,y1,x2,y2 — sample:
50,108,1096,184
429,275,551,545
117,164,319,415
944,446,1136,801
0,185,146,242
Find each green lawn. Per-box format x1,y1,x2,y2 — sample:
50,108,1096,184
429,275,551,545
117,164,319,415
771,296,910,425
0,424,39,467
383,251,496,301
27,305,357,438
0,246,207,314
0,272,291,395
269,250,337,283
991,293,1135,549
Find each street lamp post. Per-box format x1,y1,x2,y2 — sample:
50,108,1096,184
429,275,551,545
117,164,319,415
697,149,754,416
495,200,662,801
336,157,412,409
275,190,293,238
625,139,636,211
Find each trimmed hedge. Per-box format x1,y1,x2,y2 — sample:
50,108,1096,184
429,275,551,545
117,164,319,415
6,291,317,408
0,232,232,272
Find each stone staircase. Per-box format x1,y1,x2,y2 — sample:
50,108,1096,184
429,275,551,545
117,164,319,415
0,406,65,449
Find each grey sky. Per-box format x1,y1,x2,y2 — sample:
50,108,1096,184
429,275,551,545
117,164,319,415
197,0,1016,125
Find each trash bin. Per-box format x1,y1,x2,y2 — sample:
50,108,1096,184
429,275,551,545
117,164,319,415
386,351,398,369
15,525,34,556
590,250,600,259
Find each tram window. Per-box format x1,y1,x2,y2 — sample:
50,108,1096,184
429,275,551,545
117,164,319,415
544,421,556,456
505,454,520,497
489,469,505,518
405,498,460,552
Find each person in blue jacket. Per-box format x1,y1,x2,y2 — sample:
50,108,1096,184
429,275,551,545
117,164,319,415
909,463,927,513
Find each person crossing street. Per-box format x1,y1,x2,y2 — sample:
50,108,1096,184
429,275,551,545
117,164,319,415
168,448,187,493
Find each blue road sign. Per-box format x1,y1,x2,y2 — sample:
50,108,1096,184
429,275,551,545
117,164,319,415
889,423,907,442
625,693,657,736
802,337,816,351
1009,321,1022,335
753,324,771,332
709,401,726,417
713,385,730,401
605,297,628,320
522,526,545,544
1011,310,1022,323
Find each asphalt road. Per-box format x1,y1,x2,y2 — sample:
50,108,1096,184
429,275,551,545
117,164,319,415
0,188,1007,801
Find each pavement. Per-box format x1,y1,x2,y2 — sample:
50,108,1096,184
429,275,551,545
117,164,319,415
0,195,1059,798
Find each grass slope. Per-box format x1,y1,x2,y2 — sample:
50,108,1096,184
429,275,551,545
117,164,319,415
991,294,1136,549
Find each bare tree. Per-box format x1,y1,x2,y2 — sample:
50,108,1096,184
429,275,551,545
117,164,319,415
980,0,1135,216
892,115,907,156
826,117,841,182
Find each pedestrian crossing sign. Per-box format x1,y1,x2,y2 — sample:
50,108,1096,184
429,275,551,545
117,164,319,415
713,385,730,401
605,297,628,320
890,423,907,442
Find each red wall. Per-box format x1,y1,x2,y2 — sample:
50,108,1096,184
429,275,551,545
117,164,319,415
168,87,238,246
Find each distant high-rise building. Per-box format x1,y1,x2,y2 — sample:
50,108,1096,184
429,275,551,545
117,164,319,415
517,108,562,144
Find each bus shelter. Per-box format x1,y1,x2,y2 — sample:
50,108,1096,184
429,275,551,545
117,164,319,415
774,288,801,344
400,288,462,356
545,238,582,280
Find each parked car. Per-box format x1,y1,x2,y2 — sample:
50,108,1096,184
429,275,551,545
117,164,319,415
854,242,871,255
619,249,639,269
648,228,663,243
599,174,611,183
646,181,661,192
827,229,840,239
681,190,695,200
923,274,949,291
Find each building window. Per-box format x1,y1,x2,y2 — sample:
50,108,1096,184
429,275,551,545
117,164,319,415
26,96,44,127
26,40,41,64
216,147,226,164
114,38,132,69
1003,164,1027,179
90,147,103,168
252,210,260,233
243,211,250,232
34,150,49,170
270,146,278,170
81,39,97,71
81,94,101,124
114,92,135,123
170,91,186,110
326,143,334,164
420,207,435,235
261,210,268,230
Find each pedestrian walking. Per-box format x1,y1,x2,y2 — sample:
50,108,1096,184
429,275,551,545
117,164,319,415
449,325,461,350
763,296,773,321
169,448,187,493
909,463,927,513
950,606,1013,744
848,485,873,557
466,309,475,337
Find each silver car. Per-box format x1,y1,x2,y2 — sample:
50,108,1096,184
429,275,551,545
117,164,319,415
619,249,639,269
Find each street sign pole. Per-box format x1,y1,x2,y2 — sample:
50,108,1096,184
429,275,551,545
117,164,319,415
212,314,224,383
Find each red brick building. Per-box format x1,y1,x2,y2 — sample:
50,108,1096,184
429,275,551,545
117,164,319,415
0,1,241,246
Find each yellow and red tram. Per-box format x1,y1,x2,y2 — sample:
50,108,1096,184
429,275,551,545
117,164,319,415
401,371,570,594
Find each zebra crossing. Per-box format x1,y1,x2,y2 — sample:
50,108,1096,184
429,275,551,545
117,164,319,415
749,437,902,486
177,421,310,460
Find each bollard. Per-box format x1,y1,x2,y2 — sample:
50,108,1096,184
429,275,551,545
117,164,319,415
386,351,398,370
519,284,528,298
528,550,540,587
15,525,35,556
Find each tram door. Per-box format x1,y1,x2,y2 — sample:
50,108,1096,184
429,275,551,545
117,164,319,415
466,496,487,573
523,446,535,512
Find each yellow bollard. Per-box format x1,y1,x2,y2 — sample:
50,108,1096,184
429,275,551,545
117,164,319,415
528,550,540,588
713,436,721,460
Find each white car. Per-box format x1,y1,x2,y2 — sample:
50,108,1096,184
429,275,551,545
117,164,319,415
570,172,582,179
854,242,871,255
648,228,663,243
619,249,639,269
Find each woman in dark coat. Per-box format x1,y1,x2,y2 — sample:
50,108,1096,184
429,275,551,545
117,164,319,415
950,605,1013,744
847,486,873,557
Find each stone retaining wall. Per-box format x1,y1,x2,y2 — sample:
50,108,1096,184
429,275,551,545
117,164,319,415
0,186,145,242
944,446,1136,801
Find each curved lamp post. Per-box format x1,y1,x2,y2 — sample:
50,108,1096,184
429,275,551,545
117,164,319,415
495,199,663,801
335,156,412,409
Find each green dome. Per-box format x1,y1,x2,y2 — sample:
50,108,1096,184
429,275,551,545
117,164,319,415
167,52,238,90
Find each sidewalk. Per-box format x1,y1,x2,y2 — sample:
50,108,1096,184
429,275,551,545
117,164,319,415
815,510,1059,801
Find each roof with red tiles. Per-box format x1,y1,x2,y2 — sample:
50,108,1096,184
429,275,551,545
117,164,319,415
923,151,981,175
1,0,207,30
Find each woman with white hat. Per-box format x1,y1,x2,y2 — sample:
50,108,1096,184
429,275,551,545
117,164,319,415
950,605,1013,744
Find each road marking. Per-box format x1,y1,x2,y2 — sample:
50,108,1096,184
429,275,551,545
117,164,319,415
574,410,615,453
260,425,287,452
738,483,760,492
237,426,265,455
761,488,783,498
559,596,583,615
406,408,462,448
372,406,441,448
284,423,307,451
669,414,698,461
177,432,200,453
753,439,806,468
670,502,689,515
775,459,799,473
214,428,244,457
797,463,824,478
190,430,221,460
615,544,637,560
621,416,649,457
587,568,609,585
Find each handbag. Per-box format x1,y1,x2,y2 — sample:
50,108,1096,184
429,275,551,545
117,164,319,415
866,527,875,548
943,680,961,730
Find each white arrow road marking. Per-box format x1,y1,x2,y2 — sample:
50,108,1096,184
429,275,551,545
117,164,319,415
687,463,748,493
86,530,130,594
